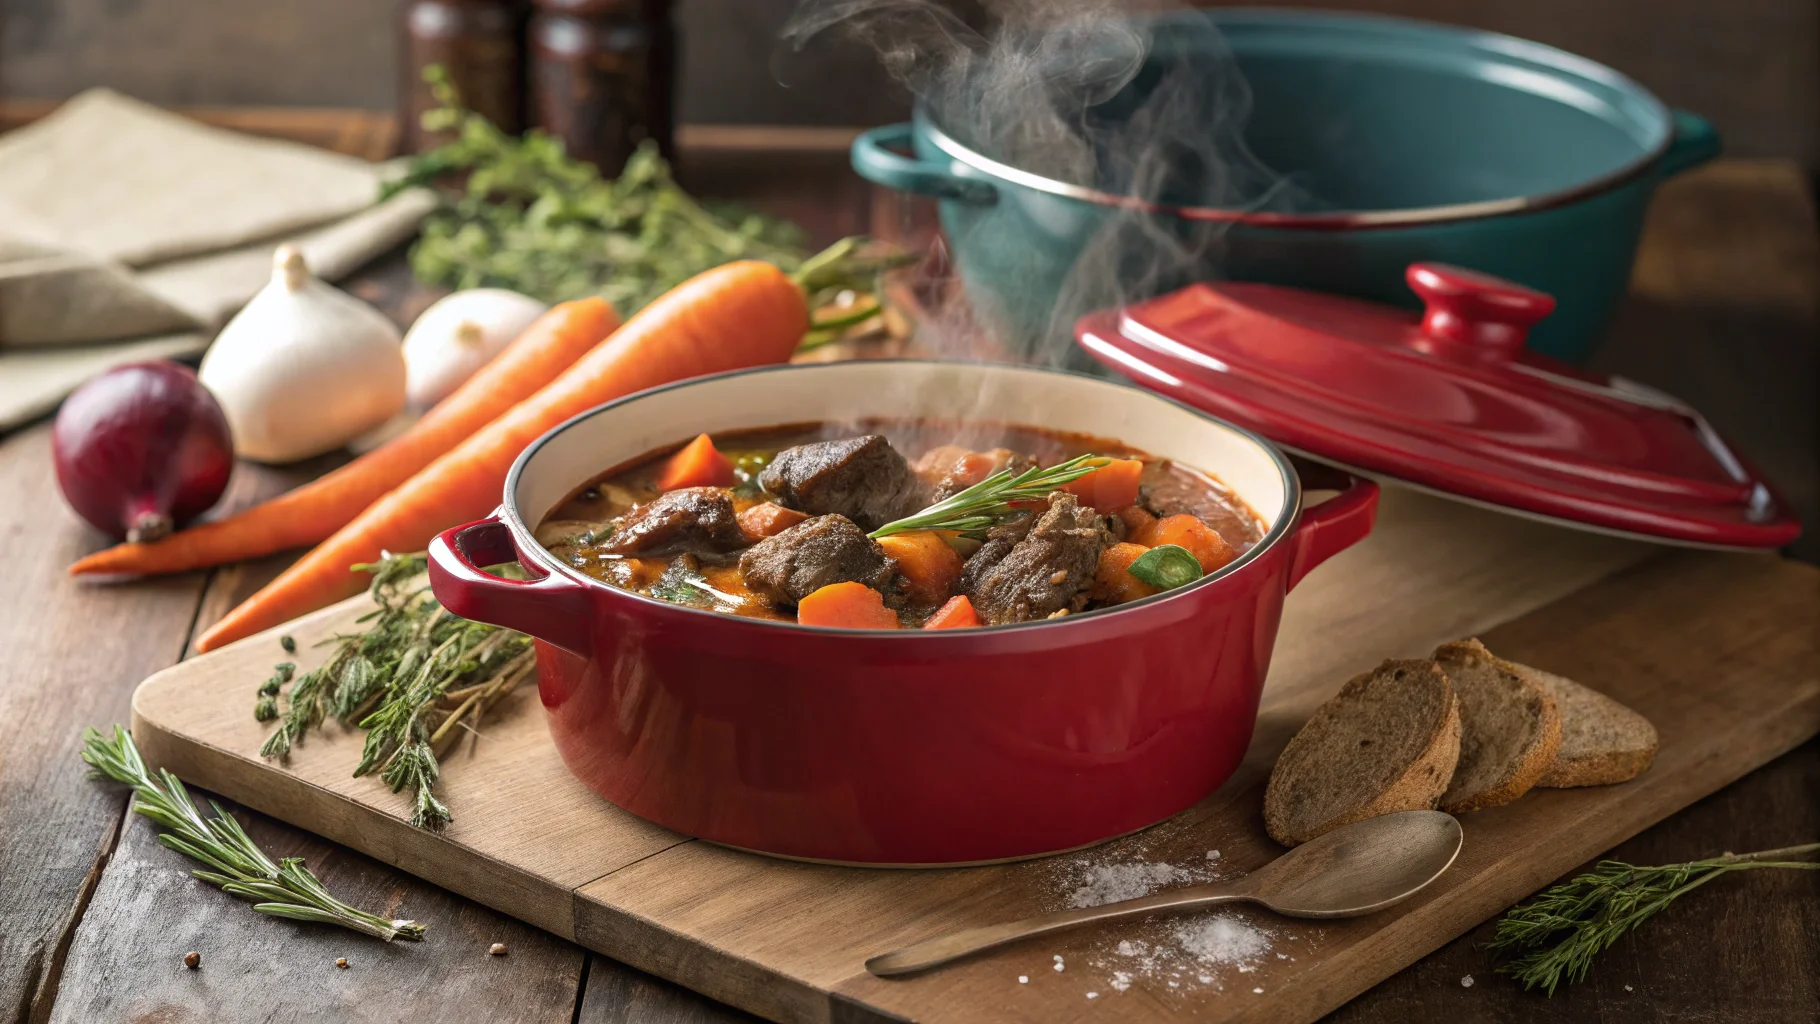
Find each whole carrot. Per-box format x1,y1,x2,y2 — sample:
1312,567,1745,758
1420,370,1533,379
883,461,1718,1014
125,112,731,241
69,299,619,579
194,260,809,652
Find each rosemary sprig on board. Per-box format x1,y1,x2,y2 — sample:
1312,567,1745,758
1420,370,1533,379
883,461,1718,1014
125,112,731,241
1491,842,1820,993
81,725,426,942
869,454,1108,540
258,553,534,829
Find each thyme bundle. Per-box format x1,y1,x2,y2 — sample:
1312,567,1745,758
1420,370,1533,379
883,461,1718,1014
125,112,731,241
1491,842,1820,993
82,726,425,942
257,553,534,828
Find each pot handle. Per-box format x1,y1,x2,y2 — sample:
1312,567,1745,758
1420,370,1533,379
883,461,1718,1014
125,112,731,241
851,123,999,205
1661,110,1720,178
1285,468,1380,592
427,514,594,655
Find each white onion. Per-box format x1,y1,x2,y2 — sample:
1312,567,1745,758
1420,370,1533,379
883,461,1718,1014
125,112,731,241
199,246,406,464
401,289,550,409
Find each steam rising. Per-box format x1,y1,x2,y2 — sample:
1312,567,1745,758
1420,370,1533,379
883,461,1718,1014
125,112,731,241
784,0,1297,369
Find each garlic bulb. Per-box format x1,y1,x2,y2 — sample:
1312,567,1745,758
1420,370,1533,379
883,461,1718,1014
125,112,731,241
401,289,549,408
200,246,406,463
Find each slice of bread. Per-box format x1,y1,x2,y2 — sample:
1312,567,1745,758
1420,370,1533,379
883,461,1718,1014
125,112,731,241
1432,639,1562,812
1264,659,1461,846
1514,665,1658,787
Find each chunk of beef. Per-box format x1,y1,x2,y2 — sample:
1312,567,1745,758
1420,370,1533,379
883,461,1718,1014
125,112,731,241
739,514,896,606
915,446,1039,501
961,492,1111,625
1140,462,1263,546
758,435,928,531
955,511,1036,596
601,487,744,557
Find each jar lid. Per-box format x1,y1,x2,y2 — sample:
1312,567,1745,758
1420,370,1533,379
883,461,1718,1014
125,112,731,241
1076,263,1799,548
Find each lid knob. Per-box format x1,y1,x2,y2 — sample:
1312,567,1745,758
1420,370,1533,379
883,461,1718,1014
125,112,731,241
1407,263,1556,359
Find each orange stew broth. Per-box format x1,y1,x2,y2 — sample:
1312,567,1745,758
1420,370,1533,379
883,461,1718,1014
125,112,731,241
536,419,1265,624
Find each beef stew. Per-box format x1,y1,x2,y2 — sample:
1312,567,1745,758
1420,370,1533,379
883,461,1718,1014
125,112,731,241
538,420,1264,629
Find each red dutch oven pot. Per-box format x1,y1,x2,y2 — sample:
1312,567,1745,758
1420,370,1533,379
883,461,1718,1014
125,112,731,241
427,361,1377,865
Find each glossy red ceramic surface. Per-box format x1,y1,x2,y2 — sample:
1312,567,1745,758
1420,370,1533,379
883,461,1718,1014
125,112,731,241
1077,263,1800,549
426,363,1378,864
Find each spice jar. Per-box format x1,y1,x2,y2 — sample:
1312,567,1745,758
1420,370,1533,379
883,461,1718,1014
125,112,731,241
528,0,676,175
398,0,527,152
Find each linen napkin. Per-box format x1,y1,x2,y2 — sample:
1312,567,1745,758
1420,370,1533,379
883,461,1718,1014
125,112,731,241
0,89,435,431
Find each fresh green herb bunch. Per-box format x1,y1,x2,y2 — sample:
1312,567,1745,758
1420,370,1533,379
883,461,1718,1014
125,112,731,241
1492,843,1820,993
82,725,426,941
385,68,806,313
258,552,535,829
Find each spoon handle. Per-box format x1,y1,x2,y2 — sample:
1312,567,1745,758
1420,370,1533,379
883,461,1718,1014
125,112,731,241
865,882,1254,977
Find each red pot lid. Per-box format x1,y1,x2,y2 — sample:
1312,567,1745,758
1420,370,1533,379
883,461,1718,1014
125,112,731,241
1076,263,1800,549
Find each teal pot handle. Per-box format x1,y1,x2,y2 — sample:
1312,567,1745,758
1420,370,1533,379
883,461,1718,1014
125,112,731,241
851,123,998,205
1661,110,1721,177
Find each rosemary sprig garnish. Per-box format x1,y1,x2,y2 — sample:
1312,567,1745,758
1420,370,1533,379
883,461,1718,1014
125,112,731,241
1491,842,1820,993
81,725,426,942
258,552,534,829
869,454,1108,540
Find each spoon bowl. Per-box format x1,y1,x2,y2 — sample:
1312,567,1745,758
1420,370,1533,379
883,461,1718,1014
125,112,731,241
866,811,1462,977
1252,809,1463,917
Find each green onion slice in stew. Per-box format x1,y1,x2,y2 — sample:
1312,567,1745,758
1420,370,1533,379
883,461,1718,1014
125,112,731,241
1127,544,1205,591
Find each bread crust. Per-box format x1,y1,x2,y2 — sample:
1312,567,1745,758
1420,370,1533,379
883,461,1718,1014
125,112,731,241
1433,640,1562,813
1264,659,1461,846
1516,665,1659,787
1537,747,1656,787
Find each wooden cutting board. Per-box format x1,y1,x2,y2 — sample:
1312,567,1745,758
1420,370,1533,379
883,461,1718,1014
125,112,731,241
131,486,1820,1024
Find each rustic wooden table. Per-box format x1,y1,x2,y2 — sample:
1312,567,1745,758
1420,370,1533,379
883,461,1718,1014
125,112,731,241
0,134,1814,1024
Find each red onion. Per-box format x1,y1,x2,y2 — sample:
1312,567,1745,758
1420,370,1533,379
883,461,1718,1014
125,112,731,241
53,362,234,543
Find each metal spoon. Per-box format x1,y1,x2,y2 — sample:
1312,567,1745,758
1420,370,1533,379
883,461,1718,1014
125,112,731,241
866,810,1463,977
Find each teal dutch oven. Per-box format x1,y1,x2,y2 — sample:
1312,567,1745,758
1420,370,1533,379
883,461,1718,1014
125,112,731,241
850,8,1719,364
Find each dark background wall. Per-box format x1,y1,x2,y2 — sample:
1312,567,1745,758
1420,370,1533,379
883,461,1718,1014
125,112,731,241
1,0,1814,165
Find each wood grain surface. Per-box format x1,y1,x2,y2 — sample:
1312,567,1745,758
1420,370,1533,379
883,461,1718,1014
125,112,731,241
126,488,1820,1023
0,131,1813,1023
46,788,588,1024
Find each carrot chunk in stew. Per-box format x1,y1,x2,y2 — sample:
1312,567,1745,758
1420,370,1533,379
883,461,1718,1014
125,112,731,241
797,581,900,629
1062,458,1143,512
875,530,964,606
737,502,810,542
923,594,982,629
1132,514,1236,573
1116,505,1156,538
655,433,735,490
1092,542,1161,604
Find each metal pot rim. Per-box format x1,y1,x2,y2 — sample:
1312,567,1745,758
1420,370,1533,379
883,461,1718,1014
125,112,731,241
916,9,1675,231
